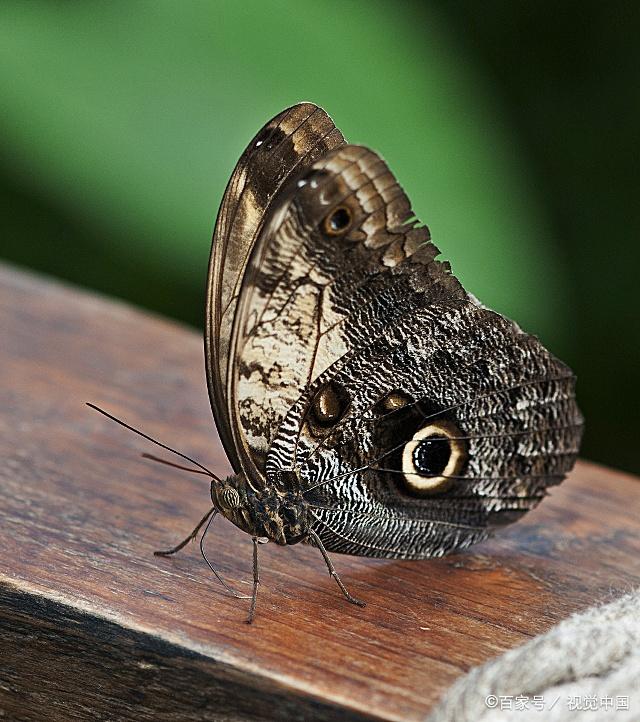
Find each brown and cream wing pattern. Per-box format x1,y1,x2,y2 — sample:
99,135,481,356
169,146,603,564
226,144,467,482
202,103,582,560
272,305,582,558
205,103,345,472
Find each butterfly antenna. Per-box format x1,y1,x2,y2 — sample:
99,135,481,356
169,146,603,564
141,453,211,475
86,402,224,483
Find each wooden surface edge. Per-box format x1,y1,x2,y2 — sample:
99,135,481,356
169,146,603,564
0,579,376,722
2,262,639,722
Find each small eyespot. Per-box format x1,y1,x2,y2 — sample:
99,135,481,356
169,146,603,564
309,381,350,431
323,206,352,236
401,420,467,495
375,390,414,415
221,487,241,509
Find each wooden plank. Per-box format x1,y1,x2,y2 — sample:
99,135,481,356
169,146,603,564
1,263,639,721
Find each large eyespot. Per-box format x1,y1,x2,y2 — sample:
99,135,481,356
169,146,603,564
323,205,353,236
308,381,350,431
401,420,467,495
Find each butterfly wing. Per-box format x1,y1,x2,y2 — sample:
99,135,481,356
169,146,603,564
205,103,345,473
227,141,582,555
272,305,582,558
226,142,466,483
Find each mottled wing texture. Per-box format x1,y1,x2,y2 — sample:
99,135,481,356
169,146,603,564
228,144,465,479
229,142,582,557
205,103,345,473
215,105,582,557
272,306,582,558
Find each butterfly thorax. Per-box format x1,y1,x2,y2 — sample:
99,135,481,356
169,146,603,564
210,473,311,546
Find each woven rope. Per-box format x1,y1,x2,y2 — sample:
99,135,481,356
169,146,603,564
427,589,640,721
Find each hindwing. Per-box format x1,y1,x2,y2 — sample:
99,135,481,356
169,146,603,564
207,104,582,555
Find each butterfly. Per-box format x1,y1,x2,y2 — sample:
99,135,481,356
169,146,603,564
90,102,583,623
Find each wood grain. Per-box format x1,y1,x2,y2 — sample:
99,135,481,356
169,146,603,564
1,263,639,721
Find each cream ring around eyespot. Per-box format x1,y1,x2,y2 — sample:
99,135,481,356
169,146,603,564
401,420,467,494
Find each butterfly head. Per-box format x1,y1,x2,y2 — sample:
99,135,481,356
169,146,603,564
209,473,247,521
209,472,265,538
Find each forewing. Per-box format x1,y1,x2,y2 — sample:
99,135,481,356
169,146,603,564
205,103,345,472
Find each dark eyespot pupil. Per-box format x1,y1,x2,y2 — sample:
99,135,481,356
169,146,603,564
413,435,451,477
329,207,350,231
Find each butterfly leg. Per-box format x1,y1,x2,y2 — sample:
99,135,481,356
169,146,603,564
153,506,216,556
155,509,250,602
197,511,251,601
307,529,366,608
246,536,260,624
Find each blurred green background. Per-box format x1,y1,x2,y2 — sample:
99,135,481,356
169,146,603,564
1,1,637,473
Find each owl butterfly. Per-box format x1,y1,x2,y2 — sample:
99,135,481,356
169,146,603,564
91,103,583,623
